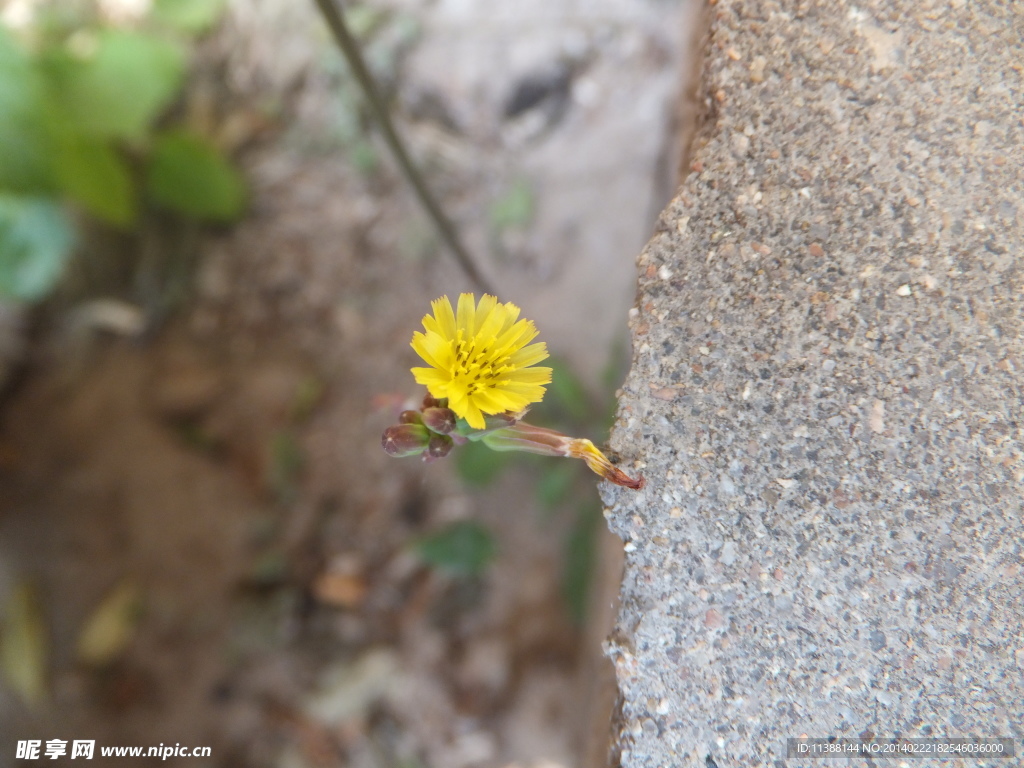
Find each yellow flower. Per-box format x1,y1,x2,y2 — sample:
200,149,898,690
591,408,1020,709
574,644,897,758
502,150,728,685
411,294,552,429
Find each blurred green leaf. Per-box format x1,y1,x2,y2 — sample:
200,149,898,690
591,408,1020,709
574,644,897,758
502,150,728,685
151,0,227,33
51,31,185,141
268,430,304,504
345,4,390,39
247,551,289,588
146,130,245,221
489,178,534,232
536,461,576,510
563,501,601,625
349,139,379,176
53,135,136,226
290,375,326,423
601,334,628,396
76,581,141,667
0,28,55,192
416,521,495,576
0,195,74,301
455,439,508,488
0,583,48,707
545,355,591,425
175,421,221,454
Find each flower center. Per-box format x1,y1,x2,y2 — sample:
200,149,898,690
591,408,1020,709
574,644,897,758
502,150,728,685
453,331,505,394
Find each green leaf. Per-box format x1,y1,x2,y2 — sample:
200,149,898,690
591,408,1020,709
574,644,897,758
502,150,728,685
0,28,56,192
268,431,304,504
488,178,534,232
53,136,136,226
416,521,495,576
0,583,48,707
536,461,577,510
563,501,601,625
0,195,74,301
151,0,227,33
50,31,185,141
146,130,245,221
454,439,508,488
76,582,142,667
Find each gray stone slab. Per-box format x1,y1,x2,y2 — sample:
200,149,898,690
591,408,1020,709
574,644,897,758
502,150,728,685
603,2,1023,766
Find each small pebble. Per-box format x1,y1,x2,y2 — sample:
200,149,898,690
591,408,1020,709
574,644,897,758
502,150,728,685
704,609,725,629
896,284,912,296
869,400,885,433
720,541,737,565
749,56,767,83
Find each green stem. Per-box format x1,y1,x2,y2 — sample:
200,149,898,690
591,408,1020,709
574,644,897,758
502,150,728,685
311,0,496,294
481,423,568,455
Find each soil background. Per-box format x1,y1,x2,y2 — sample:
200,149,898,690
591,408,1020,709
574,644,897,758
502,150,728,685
0,1,701,766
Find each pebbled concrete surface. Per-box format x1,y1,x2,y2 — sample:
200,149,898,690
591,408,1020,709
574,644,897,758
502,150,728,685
603,1,1023,766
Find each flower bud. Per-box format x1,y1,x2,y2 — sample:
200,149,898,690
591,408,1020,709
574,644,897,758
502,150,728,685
399,410,423,424
382,424,430,457
427,433,454,458
421,407,457,435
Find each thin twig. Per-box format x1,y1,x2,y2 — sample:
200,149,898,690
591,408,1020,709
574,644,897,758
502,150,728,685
311,0,495,295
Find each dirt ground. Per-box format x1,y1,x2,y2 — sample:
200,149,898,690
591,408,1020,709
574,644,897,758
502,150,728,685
0,1,700,766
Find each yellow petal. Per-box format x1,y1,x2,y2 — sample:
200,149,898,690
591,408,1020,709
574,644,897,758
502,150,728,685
498,383,547,401
470,388,508,413
422,315,445,340
456,293,476,334
447,380,470,410
461,398,485,429
504,366,552,385
412,367,450,393
497,301,520,333
411,331,453,369
492,319,538,359
475,299,508,342
474,294,498,334
508,342,548,369
478,388,528,413
430,296,457,339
